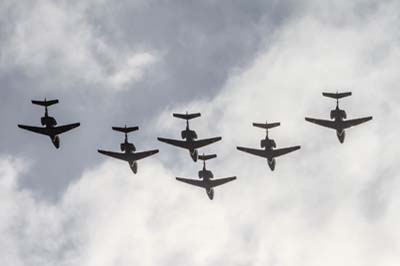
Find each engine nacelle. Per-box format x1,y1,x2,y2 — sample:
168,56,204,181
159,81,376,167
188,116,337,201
41,116,57,127
120,142,136,153
330,110,335,119
270,139,276,148
340,110,347,119
331,109,347,120
261,139,276,149
199,170,213,179
260,139,266,148
192,130,198,139
182,130,197,140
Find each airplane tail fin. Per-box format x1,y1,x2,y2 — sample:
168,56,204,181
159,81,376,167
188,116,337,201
322,92,352,99
31,99,59,107
253,122,280,130
112,126,139,133
198,154,217,161
173,112,201,120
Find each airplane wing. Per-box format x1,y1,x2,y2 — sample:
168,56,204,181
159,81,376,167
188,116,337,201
341,116,373,129
51,123,80,135
176,177,208,188
18,125,52,136
98,149,159,162
305,117,338,130
158,137,222,150
192,137,222,149
237,146,267,158
207,177,237,188
270,146,301,158
158,138,190,149
237,146,300,159
176,176,236,188
18,123,80,136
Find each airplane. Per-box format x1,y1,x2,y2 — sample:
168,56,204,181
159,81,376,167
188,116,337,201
18,99,80,149
157,112,222,162
176,154,236,200
98,125,159,174
236,122,301,171
305,92,373,143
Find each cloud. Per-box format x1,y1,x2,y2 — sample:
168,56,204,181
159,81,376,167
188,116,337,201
108,52,157,88
0,0,158,91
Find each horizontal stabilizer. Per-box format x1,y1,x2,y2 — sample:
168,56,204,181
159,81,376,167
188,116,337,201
31,99,59,107
198,154,217,161
253,122,280,129
173,113,201,120
322,92,352,99
112,126,139,133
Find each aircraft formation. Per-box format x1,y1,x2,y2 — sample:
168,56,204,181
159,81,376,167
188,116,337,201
18,91,373,200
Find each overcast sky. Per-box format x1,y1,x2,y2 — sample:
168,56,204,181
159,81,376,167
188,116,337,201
1,0,400,265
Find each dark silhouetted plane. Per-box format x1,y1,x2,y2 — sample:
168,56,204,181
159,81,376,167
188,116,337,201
18,99,80,149
176,154,236,200
98,126,159,174
157,112,222,162
237,122,300,171
305,92,373,143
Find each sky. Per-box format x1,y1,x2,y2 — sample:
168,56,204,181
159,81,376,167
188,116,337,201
0,0,399,265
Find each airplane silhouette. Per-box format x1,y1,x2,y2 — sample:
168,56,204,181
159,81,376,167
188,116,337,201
305,92,373,143
98,125,159,174
237,122,300,171
18,99,80,149
176,154,236,200
158,112,222,162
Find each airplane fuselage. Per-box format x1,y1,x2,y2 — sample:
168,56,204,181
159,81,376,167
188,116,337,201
181,127,199,162
120,139,138,173
198,168,215,200
330,106,347,143
41,114,60,148
260,136,277,171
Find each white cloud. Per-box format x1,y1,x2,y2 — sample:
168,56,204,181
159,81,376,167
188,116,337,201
109,53,157,88
0,0,158,91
